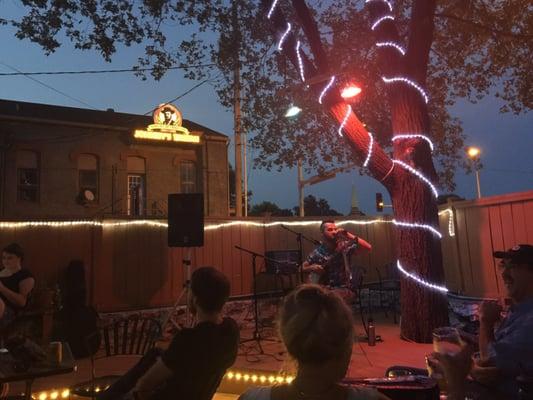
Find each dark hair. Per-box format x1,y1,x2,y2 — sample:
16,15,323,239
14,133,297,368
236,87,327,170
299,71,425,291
2,243,24,261
320,220,335,233
191,266,230,313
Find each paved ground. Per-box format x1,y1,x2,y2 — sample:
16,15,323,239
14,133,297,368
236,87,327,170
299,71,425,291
5,313,433,398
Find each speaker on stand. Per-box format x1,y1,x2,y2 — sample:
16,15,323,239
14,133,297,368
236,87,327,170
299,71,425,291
165,193,204,330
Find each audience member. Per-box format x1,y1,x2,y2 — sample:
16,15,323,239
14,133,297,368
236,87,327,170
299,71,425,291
239,284,389,400
473,244,533,398
0,243,35,328
99,266,239,400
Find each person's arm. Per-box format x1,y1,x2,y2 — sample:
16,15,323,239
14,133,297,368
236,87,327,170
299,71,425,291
338,229,372,252
478,301,501,363
0,277,34,308
131,358,173,400
302,261,324,274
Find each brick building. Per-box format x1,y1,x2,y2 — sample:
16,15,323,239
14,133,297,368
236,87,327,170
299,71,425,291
0,99,230,218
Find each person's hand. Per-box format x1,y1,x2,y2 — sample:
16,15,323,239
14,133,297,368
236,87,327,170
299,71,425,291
471,364,501,386
307,264,324,274
426,345,474,399
479,301,502,327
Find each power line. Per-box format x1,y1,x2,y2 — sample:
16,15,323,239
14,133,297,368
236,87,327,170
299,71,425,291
0,63,217,77
0,61,98,110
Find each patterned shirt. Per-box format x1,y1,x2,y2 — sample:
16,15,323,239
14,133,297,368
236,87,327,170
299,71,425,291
306,239,358,287
487,298,533,398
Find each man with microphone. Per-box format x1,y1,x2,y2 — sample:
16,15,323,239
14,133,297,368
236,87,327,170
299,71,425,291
302,220,372,288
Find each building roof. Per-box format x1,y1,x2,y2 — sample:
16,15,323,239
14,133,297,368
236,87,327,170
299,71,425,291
0,98,228,139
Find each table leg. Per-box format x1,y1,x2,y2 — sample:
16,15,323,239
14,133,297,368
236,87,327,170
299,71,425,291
24,379,33,400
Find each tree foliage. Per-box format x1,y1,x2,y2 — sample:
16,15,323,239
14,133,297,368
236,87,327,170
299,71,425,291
293,195,341,217
249,201,293,216
3,0,531,190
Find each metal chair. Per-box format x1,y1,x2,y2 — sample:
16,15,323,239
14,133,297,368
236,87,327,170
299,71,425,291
70,315,161,398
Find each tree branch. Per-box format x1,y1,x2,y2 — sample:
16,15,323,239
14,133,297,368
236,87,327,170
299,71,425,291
406,0,437,84
435,13,533,40
261,0,393,184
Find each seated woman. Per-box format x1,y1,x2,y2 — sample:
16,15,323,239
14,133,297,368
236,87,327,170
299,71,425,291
0,243,35,328
239,284,389,400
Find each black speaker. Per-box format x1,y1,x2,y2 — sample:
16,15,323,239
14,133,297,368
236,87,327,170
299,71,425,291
168,193,204,247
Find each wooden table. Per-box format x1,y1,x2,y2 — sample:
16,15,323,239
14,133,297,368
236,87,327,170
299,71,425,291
0,342,76,400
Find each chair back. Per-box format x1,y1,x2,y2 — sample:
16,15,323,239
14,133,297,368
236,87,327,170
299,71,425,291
90,316,161,360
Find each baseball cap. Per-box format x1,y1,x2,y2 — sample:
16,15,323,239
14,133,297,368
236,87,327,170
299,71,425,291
494,244,533,265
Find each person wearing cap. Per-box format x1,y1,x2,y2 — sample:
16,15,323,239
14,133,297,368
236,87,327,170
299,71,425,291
474,244,533,398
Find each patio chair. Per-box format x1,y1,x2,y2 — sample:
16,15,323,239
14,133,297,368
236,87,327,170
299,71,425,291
358,262,400,323
70,315,161,398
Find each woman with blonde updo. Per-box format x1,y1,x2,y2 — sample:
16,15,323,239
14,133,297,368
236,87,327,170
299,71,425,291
239,284,389,400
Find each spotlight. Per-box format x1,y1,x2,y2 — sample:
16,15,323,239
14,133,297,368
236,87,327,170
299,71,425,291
285,104,302,118
341,84,362,99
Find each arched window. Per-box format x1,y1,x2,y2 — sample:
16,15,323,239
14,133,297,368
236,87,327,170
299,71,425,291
16,150,40,202
78,154,99,202
180,160,197,193
127,156,146,216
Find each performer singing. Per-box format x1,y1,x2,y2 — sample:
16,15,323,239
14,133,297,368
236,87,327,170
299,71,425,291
302,220,372,288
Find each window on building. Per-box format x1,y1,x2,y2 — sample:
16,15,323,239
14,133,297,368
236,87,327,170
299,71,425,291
127,156,146,216
17,150,39,202
78,154,98,202
180,160,197,193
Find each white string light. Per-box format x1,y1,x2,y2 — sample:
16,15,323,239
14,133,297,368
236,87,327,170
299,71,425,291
382,76,429,103
392,219,443,239
267,0,280,19
318,75,336,104
337,105,352,137
277,22,291,51
438,208,455,237
392,134,434,152
392,159,438,198
296,41,305,82
363,131,374,168
365,0,393,12
371,15,395,31
397,261,448,293
375,41,405,56
0,218,398,231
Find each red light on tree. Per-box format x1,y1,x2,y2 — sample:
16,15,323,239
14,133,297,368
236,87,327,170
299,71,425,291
340,84,362,99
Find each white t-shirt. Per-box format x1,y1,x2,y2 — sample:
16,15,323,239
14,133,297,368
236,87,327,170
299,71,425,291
239,386,388,400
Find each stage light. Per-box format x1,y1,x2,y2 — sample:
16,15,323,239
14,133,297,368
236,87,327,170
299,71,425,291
285,104,302,118
340,84,362,99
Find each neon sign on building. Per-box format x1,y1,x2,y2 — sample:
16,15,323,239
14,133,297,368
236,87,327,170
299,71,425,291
134,103,201,144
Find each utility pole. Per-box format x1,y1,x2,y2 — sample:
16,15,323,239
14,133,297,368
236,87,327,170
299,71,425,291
232,1,243,217
243,130,248,216
298,159,304,217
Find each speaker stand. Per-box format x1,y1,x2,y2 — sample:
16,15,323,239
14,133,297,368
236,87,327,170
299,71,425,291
163,248,193,332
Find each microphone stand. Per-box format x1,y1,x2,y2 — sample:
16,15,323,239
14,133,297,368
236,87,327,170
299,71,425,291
234,245,282,357
280,224,320,282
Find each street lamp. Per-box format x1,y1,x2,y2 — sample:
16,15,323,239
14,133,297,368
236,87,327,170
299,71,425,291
466,146,482,199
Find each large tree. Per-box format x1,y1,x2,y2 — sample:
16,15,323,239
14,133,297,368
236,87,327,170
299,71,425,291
3,0,531,341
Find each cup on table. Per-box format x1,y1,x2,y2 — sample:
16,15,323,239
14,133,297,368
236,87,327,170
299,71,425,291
49,341,62,365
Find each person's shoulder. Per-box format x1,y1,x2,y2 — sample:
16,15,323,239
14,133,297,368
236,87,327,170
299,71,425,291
16,269,33,280
238,386,271,400
347,386,390,400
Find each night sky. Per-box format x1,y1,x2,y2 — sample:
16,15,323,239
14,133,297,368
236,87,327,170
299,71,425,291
1,3,531,215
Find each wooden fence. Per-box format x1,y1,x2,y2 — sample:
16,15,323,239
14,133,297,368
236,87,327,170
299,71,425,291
438,190,533,299
2,189,531,311
0,216,396,311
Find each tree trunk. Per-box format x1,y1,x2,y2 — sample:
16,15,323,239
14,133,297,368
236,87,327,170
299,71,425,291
389,89,449,343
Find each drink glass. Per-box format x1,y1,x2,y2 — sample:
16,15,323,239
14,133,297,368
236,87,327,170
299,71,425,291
427,327,462,393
